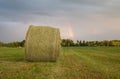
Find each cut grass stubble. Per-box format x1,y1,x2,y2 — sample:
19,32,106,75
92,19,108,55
0,47,120,79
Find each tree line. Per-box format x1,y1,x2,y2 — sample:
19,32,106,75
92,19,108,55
0,40,25,48
61,39,120,47
0,39,120,48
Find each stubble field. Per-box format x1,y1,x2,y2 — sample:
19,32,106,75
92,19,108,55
0,47,120,79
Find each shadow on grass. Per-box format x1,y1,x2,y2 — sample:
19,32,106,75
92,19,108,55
0,56,58,63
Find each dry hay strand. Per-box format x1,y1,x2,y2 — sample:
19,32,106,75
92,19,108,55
25,25,61,62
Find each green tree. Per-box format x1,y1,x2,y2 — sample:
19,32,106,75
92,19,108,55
79,40,82,46
76,40,79,46
20,40,25,47
0,42,3,47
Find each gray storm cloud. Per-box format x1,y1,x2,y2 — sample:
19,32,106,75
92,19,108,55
0,0,120,42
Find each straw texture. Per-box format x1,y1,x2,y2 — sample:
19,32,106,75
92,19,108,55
25,25,61,61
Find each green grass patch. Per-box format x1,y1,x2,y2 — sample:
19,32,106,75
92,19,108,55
0,47,120,79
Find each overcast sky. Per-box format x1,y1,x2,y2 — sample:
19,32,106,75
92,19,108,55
0,0,120,42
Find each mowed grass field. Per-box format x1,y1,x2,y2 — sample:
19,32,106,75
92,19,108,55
0,47,120,79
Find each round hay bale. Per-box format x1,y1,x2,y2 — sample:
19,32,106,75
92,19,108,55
25,25,61,62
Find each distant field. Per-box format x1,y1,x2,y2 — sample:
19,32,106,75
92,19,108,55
0,47,120,79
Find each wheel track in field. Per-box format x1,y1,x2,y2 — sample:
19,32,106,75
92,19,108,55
70,48,120,79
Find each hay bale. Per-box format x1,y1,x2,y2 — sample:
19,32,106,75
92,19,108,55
25,25,61,62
